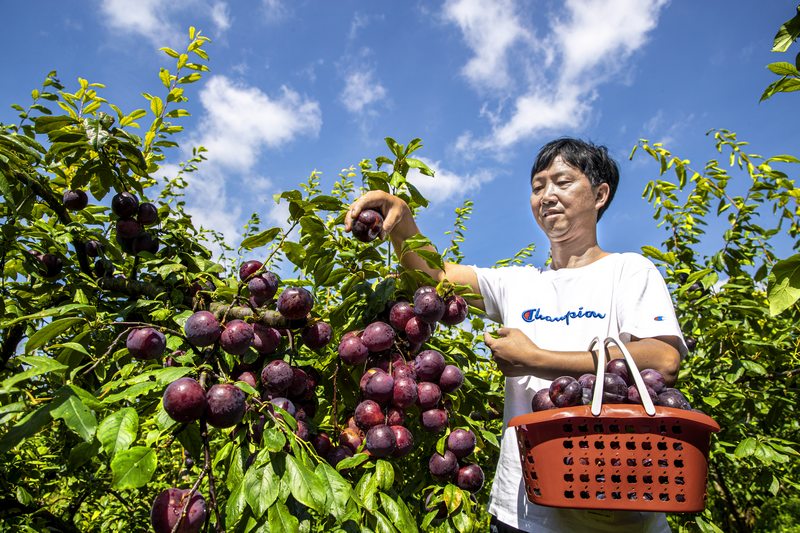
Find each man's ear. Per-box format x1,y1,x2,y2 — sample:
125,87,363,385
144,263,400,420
594,183,610,210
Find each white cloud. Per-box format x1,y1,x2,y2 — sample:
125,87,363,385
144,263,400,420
195,76,322,171
446,0,668,153
407,157,496,204
442,0,530,91
179,75,321,248
98,0,176,46
340,70,388,115
210,2,232,33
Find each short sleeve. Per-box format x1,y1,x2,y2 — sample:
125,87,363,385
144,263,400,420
470,266,507,324
616,261,688,358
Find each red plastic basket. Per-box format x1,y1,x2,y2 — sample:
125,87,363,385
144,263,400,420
509,337,720,512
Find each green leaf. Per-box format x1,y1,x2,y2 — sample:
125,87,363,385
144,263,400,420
283,241,306,266
285,454,325,513
261,426,286,453
734,437,758,459
373,510,399,533
1,356,68,391
240,227,281,250
772,8,800,52
767,254,800,315
50,389,97,441
443,484,464,514
0,304,94,328
767,61,800,76
0,400,60,454
97,408,138,456
244,461,280,516
110,446,157,489
267,501,299,533
24,317,85,354
315,463,352,520
379,493,418,533
374,459,394,491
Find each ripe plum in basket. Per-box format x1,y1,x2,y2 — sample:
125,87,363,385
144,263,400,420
531,388,556,411
549,376,582,407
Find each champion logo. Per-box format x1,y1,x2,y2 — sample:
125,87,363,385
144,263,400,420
654,316,664,321
521,306,606,325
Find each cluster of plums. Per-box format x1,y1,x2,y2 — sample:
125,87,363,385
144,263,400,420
110,191,161,256
531,360,693,412
329,284,482,493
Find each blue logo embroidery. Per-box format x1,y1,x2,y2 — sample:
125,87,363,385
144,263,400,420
521,306,606,325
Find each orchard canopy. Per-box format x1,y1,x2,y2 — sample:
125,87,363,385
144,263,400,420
1,10,800,533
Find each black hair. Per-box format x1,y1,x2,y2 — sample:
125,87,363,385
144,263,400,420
531,138,619,220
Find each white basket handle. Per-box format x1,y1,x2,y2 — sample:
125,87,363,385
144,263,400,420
589,336,656,417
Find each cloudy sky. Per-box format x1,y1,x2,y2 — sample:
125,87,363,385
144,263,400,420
2,1,798,267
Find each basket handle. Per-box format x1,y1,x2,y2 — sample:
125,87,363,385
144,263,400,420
589,336,657,417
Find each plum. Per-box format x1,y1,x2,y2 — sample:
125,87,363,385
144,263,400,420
277,287,313,320
354,400,385,430
234,371,258,389
440,295,468,326
252,324,281,354
248,271,279,300
365,424,396,458
352,208,384,242
220,320,254,355
455,464,484,493
602,373,628,404
63,189,88,211
36,253,63,278
420,408,449,433
269,397,297,419
391,425,414,457
339,427,364,453
362,321,395,352
414,291,445,324
137,202,159,225
163,377,207,423
150,488,206,533
404,316,432,345
628,384,658,405
94,258,114,278
414,350,446,382
301,321,332,350
439,365,464,393
639,368,666,393
84,240,103,257
392,362,416,381
606,358,632,385
312,432,332,457
338,335,369,365
326,445,354,467
447,428,476,459
360,368,384,395
112,192,139,218
261,360,293,395
389,301,416,331
549,376,582,407
429,450,458,481
126,327,166,360
364,371,395,405
287,367,310,399
657,388,692,410
386,407,405,426
184,311,222,346
531,388,555,411
132,232,159,255
578,373,596,390
391,377,418,410
239,260,263,282
295,419,311,441
116,218,143,239
417,382,442,410
205,384,246,428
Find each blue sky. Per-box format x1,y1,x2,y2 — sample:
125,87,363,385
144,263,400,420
2,1,798,269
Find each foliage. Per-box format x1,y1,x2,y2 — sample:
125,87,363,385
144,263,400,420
0,28,503,532
632,132,800,532
760,5,800,102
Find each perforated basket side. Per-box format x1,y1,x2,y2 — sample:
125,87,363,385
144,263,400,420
510,404,720,512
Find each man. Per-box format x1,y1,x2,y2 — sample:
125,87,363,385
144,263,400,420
345,138,686,532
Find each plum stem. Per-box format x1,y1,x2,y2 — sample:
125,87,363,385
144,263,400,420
200,418,225,532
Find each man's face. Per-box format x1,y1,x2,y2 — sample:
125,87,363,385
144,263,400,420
529,156,609,243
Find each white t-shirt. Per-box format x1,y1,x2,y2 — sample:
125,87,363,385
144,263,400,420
473,252,686,533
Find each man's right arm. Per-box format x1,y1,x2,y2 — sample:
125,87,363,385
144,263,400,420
344,191,484,312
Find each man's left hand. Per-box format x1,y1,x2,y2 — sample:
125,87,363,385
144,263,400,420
484,327,540,377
